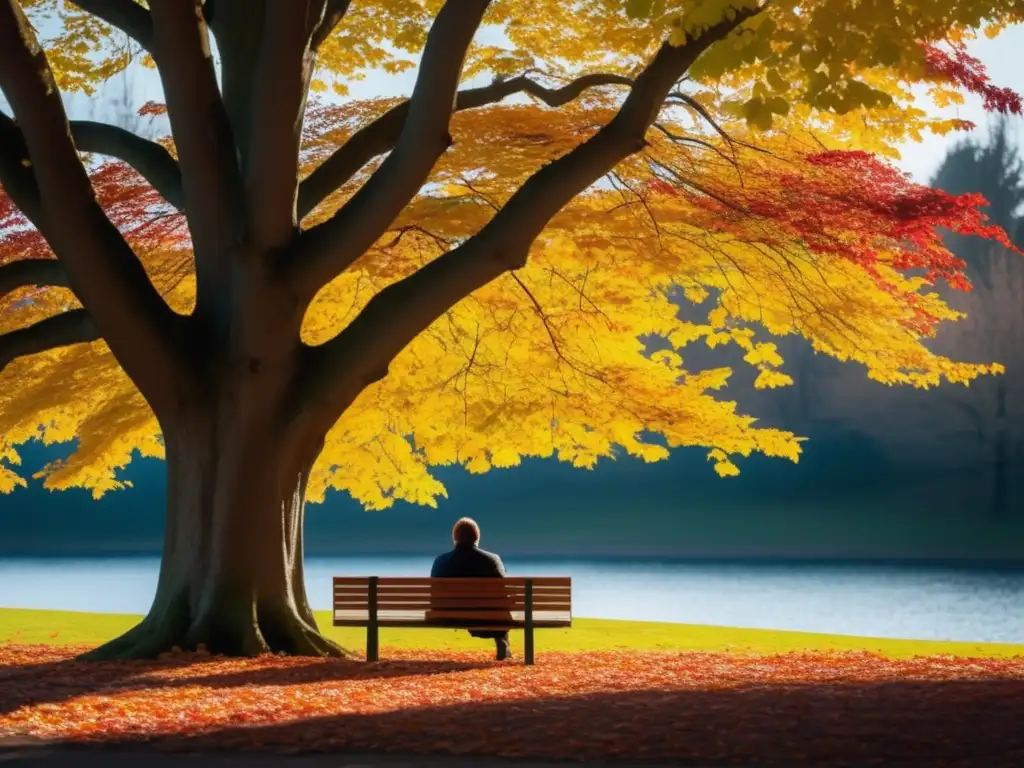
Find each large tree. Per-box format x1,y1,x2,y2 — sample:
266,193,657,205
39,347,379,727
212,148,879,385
0,0,1021,658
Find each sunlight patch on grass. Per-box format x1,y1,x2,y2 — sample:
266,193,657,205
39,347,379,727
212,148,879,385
1,607,1021,658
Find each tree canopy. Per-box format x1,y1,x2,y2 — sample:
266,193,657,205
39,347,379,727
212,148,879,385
2,0,1022,510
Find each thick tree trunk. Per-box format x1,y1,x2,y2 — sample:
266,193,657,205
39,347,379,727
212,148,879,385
81,390,347,660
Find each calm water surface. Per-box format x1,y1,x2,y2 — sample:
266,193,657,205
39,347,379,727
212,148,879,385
0,555,1021,643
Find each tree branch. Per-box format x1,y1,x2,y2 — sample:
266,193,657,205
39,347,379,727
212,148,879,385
246,0,327,250
0,0,188,413
0,309,99,374
149,0,245,317
207,0,267,175
653,122,738,167
70,120,184,209
70,0,155,55
666,91,737,148
0,111,45,226
296,72,634,220
311,0,351,50
285,0,493,302
0,259,70,297
297,6,764,425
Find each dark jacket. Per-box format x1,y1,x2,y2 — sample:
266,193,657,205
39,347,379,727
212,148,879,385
429,543,510,637
431,543,507,578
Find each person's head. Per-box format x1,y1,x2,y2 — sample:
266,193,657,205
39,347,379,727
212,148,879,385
452,517,480,547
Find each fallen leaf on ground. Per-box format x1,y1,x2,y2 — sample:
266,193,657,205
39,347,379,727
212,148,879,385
1,645,1022,766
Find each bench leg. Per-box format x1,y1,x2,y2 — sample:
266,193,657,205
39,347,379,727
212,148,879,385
366,623,379,662
524,626,534,665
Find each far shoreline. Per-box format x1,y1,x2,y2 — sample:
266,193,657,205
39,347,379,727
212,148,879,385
1,551,1023,569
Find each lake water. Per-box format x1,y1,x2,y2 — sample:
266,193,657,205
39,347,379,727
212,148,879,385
0,555,1021,643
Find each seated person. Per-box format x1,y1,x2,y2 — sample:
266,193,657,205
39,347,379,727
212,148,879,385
430,517,514,660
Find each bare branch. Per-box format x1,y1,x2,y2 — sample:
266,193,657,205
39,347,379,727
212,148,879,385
296,72,634,220
70,0,154,55
297,6,764,424
285,0,493,301
149,0,245,316
0,0,188,412
0,259,70,297
653,122,737,167
0,309,99,374
509,272,571,370
666,91,737,148
646,157,745,212
70,120,184,209
246,0,327,250
311,0,351,50
666,91,772,156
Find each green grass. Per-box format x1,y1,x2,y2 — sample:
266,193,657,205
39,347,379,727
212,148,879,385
2,607,1022,658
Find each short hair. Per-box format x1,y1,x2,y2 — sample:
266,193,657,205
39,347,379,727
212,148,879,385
452,517,480,546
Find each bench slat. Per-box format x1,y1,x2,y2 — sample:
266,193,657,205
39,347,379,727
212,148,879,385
334,599,571,608
333,586,571,596
333,591,570,600
333,598,572,611
334,614,570,627
335,600,571,611
334,594,564,600
334,609,570,619
332,577,571,587
336,593,526,600
334,621,572,629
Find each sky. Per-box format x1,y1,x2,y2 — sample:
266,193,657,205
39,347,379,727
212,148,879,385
885,26,1024,181
2,14,1024,560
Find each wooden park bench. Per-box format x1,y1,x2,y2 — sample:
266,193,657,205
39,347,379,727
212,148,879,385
332,576,572,665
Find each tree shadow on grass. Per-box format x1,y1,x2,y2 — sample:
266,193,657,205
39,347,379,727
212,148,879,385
0,654,491,715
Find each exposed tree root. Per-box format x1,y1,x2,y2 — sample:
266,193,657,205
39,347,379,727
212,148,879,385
78,620,154,661
78,598,351,660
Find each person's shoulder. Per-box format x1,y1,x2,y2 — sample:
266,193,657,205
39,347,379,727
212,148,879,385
430,550,453,577
475,547,506,571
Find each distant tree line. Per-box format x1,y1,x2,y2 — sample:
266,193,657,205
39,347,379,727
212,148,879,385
929,118,1024,520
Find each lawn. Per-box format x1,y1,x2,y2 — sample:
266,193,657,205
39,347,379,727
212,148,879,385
3,606,1023,658
2,608,1022,766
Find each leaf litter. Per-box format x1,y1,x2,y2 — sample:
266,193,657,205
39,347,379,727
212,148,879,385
1,644,1022,765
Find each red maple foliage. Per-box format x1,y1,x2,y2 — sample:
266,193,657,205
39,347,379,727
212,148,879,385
137,101,169,117
649,147,1021,335
0,188,45,259
0,161,187,266
921,42,1023,115
1,644,1021,765
784,149,1017,284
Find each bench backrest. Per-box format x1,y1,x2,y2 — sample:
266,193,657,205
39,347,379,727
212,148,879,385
333,576,572,625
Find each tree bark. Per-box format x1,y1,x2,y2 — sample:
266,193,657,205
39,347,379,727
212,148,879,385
82,389,345,660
